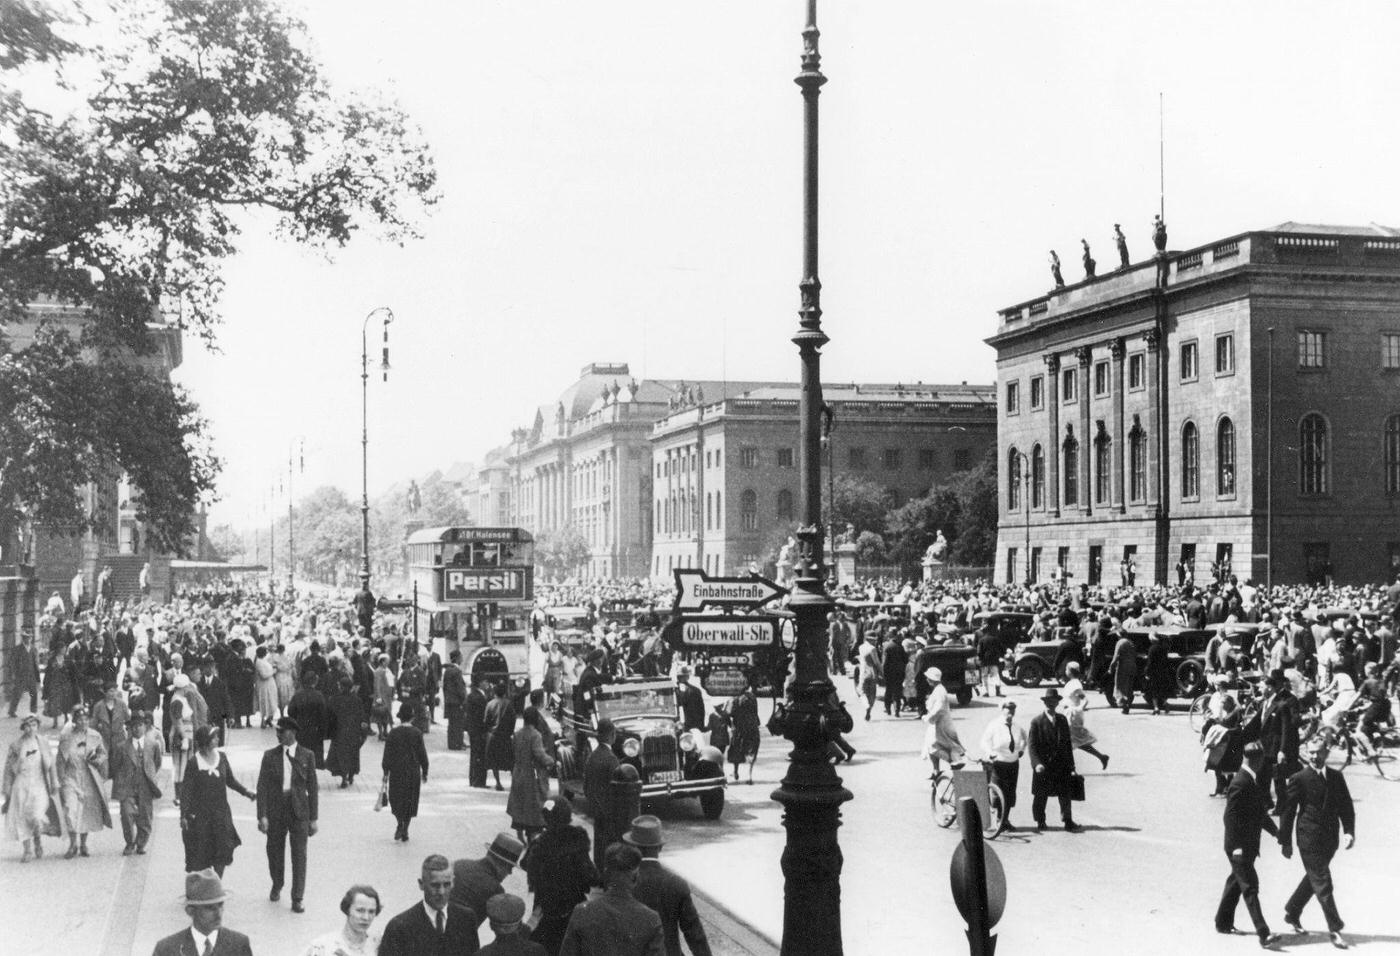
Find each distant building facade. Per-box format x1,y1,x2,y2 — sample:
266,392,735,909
649,382,997,579
988,222,1400,588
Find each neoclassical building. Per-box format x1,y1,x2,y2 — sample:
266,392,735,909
989,222,1400,587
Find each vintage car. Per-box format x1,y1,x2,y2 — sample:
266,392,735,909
913,640,980,705
543,606,595,646
1121,625,1216,699
1000,629,1078,688
600,598,652,629
555,676,727,820
1198,622,1269,677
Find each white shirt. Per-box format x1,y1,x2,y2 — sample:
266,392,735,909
190,928,219,953
980,718,1027,763
282,745,297,793
422,902,448,932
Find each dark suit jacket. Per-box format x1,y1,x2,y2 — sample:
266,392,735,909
111,730,163,800
1222,768,1278,857
150,927,253,956
1279,764,1354,855
1259,690,1300,757
583,743,620,816
1027,711,1075,791
443,665,468,710
675,684,705,733
379,901,479,955
255,744,318,822
449,857,498,929
464,689,488,737
634,859,712,956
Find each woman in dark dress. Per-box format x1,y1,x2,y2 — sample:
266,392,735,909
483,682,517,792
179,725,255,876
726,678,761,784
381,703,428,842
1144,635,1174,715
226,642,256,729
526,796,598,955
325,678,366,788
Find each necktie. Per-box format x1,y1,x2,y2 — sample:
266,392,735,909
436,910,445,934
202,939,212,956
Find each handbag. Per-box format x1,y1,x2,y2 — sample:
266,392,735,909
374,777,389,812
1068,772,1086,802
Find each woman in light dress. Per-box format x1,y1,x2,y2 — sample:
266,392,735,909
271,644,296,711
2,714,57,861
921,667,966,776
254,645,280,728
302,884,383,956
1061,663,1110,769
56,704,111,858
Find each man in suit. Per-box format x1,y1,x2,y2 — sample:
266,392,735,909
151,869,254,956
111,710,163,855
451,832,524,932
380,854,480,955
6,631,41,717
255,716,319,913
197,663,232,745
443,651,468,750
624,816,712,956
1259,669,1301,808
560,843,664,956
674,667,705,734
91,681,131,773
1280,739,1356,948
465,677,489,787
1215,742,1283,949
1027,688,1079,832
583,719,620,871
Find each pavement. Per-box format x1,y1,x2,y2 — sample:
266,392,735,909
4,677,1398,955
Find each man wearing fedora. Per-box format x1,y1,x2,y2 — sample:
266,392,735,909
152,868,254,956
255,716,318,913
451,832,525,932
624,815,712,956
1027,687,1080,832
111,710,163,855
380,854,480,955
1259,668,1301,809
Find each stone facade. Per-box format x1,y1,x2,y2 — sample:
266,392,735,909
988,222,1400,587
649,383,997,579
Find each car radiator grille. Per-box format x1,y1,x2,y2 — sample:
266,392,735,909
640,734,678,774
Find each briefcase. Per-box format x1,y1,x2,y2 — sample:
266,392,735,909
1069,773,1086,802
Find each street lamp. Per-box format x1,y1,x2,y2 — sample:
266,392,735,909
766,4,852,955
360,307,394,617
820,402,835,579
1266,325,1274,590
287,436,304,593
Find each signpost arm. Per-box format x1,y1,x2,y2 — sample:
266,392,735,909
957,797,996,956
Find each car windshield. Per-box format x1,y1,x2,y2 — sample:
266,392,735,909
596,682,677,722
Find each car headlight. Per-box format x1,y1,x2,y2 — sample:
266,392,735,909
622,737,641,758
679,732,697,752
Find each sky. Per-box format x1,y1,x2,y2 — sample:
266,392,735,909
176,0,1400,528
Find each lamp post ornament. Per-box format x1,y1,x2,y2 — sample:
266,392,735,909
766,3,853,955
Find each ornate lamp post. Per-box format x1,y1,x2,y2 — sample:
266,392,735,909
767,4,853,954
360,307,394,614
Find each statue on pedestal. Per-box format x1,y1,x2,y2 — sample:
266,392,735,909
1049,250,1065,288
1114,223,1129,269
924,530,949,563
1152,214,1168,253
775,536,797,588
406,480,422,515
1081,239,1096,279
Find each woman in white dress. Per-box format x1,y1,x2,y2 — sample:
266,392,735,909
56,705,111,858
2,714,57,861
921,667,966,776
253,646,280,728
302,884,382,956
1061,663,1110,769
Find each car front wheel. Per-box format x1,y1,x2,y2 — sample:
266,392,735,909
1015,659,1047,688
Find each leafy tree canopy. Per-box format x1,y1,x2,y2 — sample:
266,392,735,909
535,525,591,581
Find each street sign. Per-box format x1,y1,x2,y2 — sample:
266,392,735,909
673,569,787,611
950,841,1006,928
701,667,749,698
679,615,780,648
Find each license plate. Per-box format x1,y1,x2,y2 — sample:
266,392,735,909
650,770,682,784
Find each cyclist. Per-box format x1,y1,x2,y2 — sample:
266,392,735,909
1355,662,1392,741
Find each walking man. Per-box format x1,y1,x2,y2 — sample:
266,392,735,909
979,699,1026,831
1215,742,1283,949
465,676,490,787
1280,739,1355,949
443,651,468,750
381,854,481,955
559,843,665,956
255,716,319,913
624,815,712,956
111,710,163,855
584,718,620,871
151,869,254,956
1027,688,1079,832
6,631,41,717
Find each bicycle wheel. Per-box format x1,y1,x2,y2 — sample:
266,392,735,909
984,783,1007,839
931,773,957,828
1188,695,1211,734
1358,737,1399,780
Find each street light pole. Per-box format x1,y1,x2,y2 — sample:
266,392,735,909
287,437,303,594
360,307,394,605
768,4,852,955
821,402,835,580
1266,326,1274,590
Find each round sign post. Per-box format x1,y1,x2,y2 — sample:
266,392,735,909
949,796,1005,955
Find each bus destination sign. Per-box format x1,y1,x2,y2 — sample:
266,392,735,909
441,527,524,543
441,568,530,601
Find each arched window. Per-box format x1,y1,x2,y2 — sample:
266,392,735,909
741,489,758,531
1094,435,1111,505
1300,414,1328,495
1007,447,1021,510
1217,417,1236,496
1031,444,1045,509
1063,435,1079,506
1181,421,1199,499
776,489,794,522
1129,428,1146,503
1387,415,1400,495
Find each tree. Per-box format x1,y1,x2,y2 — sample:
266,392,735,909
853,530,888,565
1,0,437,552
826,474,895,538
206,522,244,563
535,526,591,581
883,486,962,569
947,450,998,566
882,447,999,569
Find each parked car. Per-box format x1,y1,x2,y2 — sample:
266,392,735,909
1122,625,1216,698
1000,627,1079,689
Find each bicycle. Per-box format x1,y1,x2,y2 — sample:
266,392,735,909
931,760,1007,838
1322,710,1399,780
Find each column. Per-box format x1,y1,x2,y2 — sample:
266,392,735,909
1076,345,1092,515
1110,337,1126,512
1045,353,1060,517
1145,329,1162,513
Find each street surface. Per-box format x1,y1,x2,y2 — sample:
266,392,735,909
4,677,1398,955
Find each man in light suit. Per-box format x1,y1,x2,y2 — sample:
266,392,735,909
255,716,319,913
1280,739,1356,949
1215,742,1283,949
379,854,480,955
151,869,254,956
111,710,163,855
624,816,712,956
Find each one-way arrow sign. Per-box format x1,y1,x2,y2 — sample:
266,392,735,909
673,569,788,611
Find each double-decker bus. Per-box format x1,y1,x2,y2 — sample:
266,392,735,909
405,527,535,689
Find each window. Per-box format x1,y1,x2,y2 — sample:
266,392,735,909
714,491,721,526
1030,375,1044,409
715,449,721,467
740,489,758,531
1008,448,1021,510
1006,380,1020,414
1031,444,1045,508
1298,331,1325,368
706,492,712,529
776,489,794,521
1180,341,1199,381
776,448,794,468
1182,421,1200,498
1094,437,1111,504
1217,418,1236,496
1130,430,1146,502
1387,416,1400,495
1215,334,1235,375
706,450,712,468
884,448,902,470
954,449,970,470
1384,334,1400,370
1094,361,1110,397
1006,548,1018,585
1128,353,1145,390
918,448,935,469
1062,367,1077,403
1063,436,1079,506
1299,414,1328,495
1030,547,1042,583
847,447,867,470
740,447,758,468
